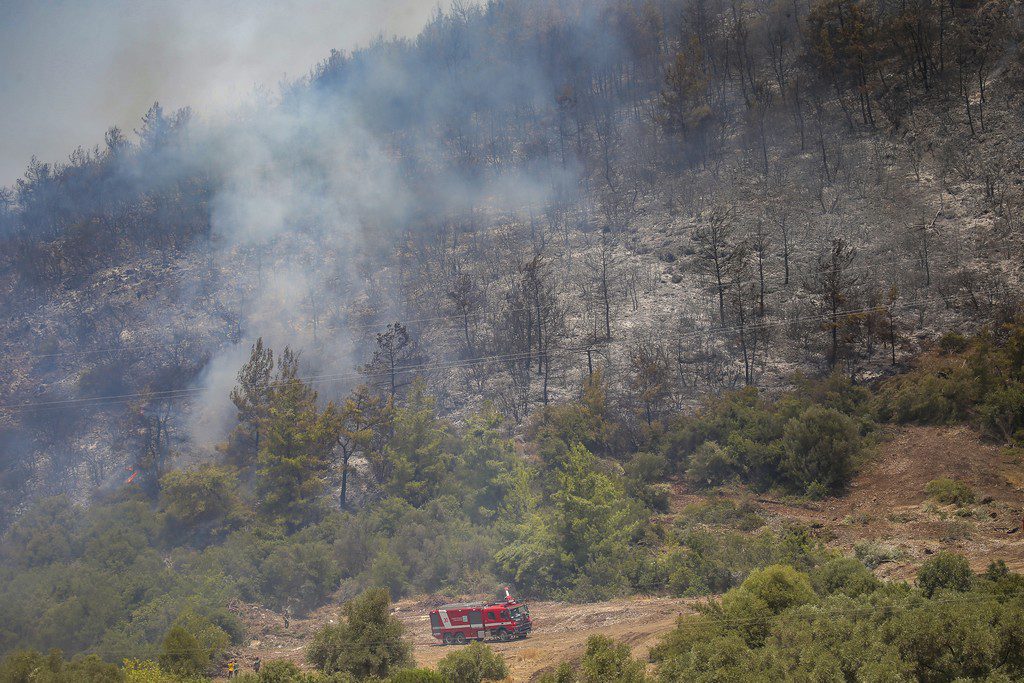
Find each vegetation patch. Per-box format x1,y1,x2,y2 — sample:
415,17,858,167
924,478,976,506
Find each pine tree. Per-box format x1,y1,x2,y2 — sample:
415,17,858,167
336,384,393,510
381,381,453,507
220,338,273,469
256,348,339,528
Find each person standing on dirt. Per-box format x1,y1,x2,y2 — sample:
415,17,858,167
227,659,236,677
253,657,261,674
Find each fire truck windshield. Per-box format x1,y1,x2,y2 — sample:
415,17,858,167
510,606,528,619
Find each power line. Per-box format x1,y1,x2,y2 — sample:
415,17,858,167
0,290,992,413
6,247,979,363
8,303,547,361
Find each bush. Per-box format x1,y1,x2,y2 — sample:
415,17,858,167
624,452,668,483
259,537,341,614
811,557,880,597
436,642,509,683
781,406,859,493
685,442,735,487
2,496,78,568
122,658,184,682
978,383,1024,443
677,498,764,531
853,541,902,569
158,625,207,677
159,465,248,544
576,635,647,682
720,565,816,646
876,366,977,425
368,549,409,600
0,650,122,683
917,552,972,597
256,659,303,682
733,564,816,614
652,560,1024,681
924,478,976,506
307,588,411,679
938,332,970,355
250,659,351,682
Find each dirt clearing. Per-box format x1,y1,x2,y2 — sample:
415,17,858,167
225,595,697,680
754,425,1024,579
224,426,1024,680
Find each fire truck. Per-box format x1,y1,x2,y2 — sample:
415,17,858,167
429,588,532,645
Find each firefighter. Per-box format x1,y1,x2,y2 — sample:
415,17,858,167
227,658,236,678
253,657,261,674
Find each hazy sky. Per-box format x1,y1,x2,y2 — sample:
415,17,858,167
0,0,439,187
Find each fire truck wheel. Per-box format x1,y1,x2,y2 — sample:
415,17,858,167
442,633,454,645
497,629,511,642
454,633,467,645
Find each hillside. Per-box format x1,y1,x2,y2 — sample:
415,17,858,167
215,423,1024,680
2,0,1024,680
2,0,1023,517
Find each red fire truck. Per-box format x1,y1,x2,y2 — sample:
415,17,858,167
429,588,532,645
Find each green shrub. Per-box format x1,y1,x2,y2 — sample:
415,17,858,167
917,552,972,597
157,625,207,677
781,406,859,492
250,659,349,682
436,642,509,683
876,366,977,425
0,650,122,683
259,537,341,614
368,549,409,600
719,565,816,646
307,589,411,679
938,332,970,355
256,659,303,682
624,452,671,512
685,442,735,487
122,658,184,682
624,452,668,483
1,496,78,568
978,382,1024,443
677,498,764,531
576,635,647,682
924,478,976,506
853,541,902,569
527,370,619,464
732,564,816,614
810,557,880,597
159,465,249,544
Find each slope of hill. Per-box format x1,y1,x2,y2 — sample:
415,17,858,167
2,0,1023,517
217,423,1024,680
2,0,1024,679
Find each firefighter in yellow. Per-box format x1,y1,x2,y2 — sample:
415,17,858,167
227,658,236,677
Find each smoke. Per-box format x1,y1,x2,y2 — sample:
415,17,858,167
0,0,441,187
177,3,614,446
4,0,636,474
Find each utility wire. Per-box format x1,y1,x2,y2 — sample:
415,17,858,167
6,248,975,362
0,289,994,413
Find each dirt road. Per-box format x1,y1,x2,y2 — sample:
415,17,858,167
395,595,698,678
225,425,1024,679
228,595,697,680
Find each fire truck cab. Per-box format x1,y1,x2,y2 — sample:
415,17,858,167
429,590,532,645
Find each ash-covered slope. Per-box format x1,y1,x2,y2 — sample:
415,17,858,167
1,0,1023,522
